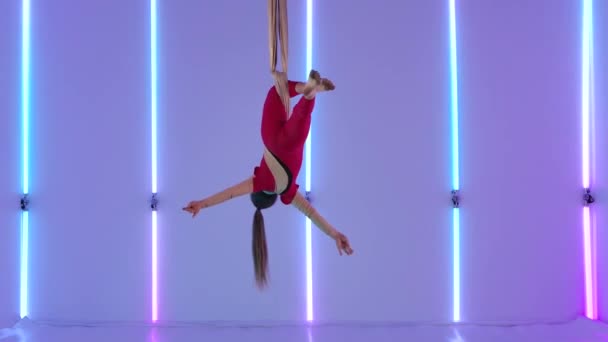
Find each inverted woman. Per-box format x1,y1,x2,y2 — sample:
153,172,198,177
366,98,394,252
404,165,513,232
183,70,354,288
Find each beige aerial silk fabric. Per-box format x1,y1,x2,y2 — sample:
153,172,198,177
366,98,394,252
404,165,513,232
268,0,291,115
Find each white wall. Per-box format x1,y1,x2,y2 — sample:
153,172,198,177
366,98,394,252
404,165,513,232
457,1,582,322
0,0,21,327
313,0,452,322
29,1,150,321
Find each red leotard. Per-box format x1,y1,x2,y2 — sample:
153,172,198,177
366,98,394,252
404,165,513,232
252,81,315,205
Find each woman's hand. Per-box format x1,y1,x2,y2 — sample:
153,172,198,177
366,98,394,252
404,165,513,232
182,200,204,218
333,231,354,256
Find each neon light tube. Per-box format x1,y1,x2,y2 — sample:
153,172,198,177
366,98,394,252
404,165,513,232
150,0,159,322
20,213,28,318
152,211,158,322
448,0,461,323
20,0,31,319
305,0,314,323
581,0,591,190
452,208,460,322
151,0,158,194
581,0,597,320
582,207,596,318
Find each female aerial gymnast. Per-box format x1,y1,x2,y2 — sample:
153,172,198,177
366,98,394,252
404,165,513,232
183,70,354,288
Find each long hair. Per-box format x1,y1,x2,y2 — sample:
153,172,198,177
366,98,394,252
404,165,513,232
252,208,269,289
250,192,277,289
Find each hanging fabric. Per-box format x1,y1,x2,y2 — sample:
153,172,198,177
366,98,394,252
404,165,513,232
268,0,291,115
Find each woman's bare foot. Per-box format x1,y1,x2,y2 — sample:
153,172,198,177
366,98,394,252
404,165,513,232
302,70,321,99
318,78,335,92
309,69,335,93
309,70,321,83
295,70,334,99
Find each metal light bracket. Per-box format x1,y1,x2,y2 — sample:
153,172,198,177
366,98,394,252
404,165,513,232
583,188,595,207
20,194,29,211
451,190,460,208
150,193,159,211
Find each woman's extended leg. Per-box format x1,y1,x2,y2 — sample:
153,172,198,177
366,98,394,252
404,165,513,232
261,71,320,147
279,74,335,148
277,96,314,149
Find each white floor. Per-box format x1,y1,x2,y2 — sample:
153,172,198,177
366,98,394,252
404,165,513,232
1,317,608,342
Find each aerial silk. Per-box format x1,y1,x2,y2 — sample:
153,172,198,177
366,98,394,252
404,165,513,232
268,0,291,115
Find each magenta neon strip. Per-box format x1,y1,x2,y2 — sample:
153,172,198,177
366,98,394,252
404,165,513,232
581,0,597,320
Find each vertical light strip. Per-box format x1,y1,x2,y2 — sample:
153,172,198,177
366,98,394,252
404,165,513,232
582,207,595,318
305,0,314,322
581,0,591,189
150,0,158,195
581,0,597,320
20,0,31,319
151,211,158,322
448,0,461,323
20,214,28,318
150,0,159,323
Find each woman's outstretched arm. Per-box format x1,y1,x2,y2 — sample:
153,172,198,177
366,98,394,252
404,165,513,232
291,191,354,256
183,176,254,217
